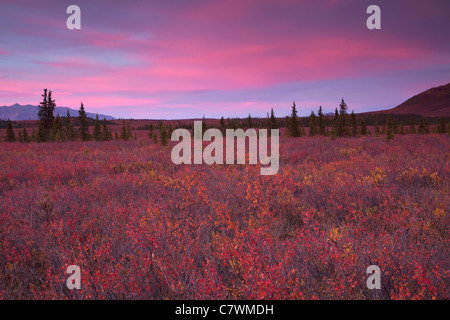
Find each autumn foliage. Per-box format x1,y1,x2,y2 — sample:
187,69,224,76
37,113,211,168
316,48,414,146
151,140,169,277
0,134,448,299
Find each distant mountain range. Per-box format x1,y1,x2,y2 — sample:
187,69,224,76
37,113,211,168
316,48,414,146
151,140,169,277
374,83,450,117
0,104,116,121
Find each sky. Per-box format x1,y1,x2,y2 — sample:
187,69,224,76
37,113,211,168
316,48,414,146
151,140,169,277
0,0,449,119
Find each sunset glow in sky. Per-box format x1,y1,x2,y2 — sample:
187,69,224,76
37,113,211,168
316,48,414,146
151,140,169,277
1,0,449,119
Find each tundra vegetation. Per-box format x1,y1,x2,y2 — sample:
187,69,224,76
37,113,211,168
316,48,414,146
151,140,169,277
0,132,448,299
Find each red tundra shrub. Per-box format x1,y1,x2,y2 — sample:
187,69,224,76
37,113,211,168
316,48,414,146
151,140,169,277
0,135,448,299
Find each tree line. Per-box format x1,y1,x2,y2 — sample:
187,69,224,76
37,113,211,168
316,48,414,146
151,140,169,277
3,92,450,143
3,89,136,143
263,98,449,140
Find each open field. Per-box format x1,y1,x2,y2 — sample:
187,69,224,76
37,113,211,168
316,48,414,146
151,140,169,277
0,134,449,299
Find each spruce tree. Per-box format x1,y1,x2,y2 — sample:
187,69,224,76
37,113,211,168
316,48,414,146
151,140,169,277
102,118,112,141
37,89,55,141
392,119,398,134
337,98,349,137
37,122,45,142
38,89,48,124
47,90,56,129
350,111,358,136
418,117,428,134
425,120,430,133
265,113,271,130
6,119,15,142
120,120,128,140
93,114,101,141
330,127,336,140
160,125,168,146
54,128,63,142
79,103,89,141
51,114,63,142
147,124,154,139
219,116,226,134
270,108,278,129
289,101,300,137
23,127,30,142
37,92,47,140
360,119,368,135
386,115,395,140
437,118,447,134
168,124,174,138
202,115,207,136
409,116,416,134
126,122,132,140
247,114,253,128
309,111,317,136
65,109,75,140
285,116,292,136
332,108,339,136
300,121,306,136
318,106,326,136
31,128,39,142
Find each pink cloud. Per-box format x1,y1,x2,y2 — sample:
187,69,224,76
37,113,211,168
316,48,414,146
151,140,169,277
128,31,435,91
1,0,449,118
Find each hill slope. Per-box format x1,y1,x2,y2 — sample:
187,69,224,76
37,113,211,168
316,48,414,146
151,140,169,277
379,83,450,117
0,104,115,120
